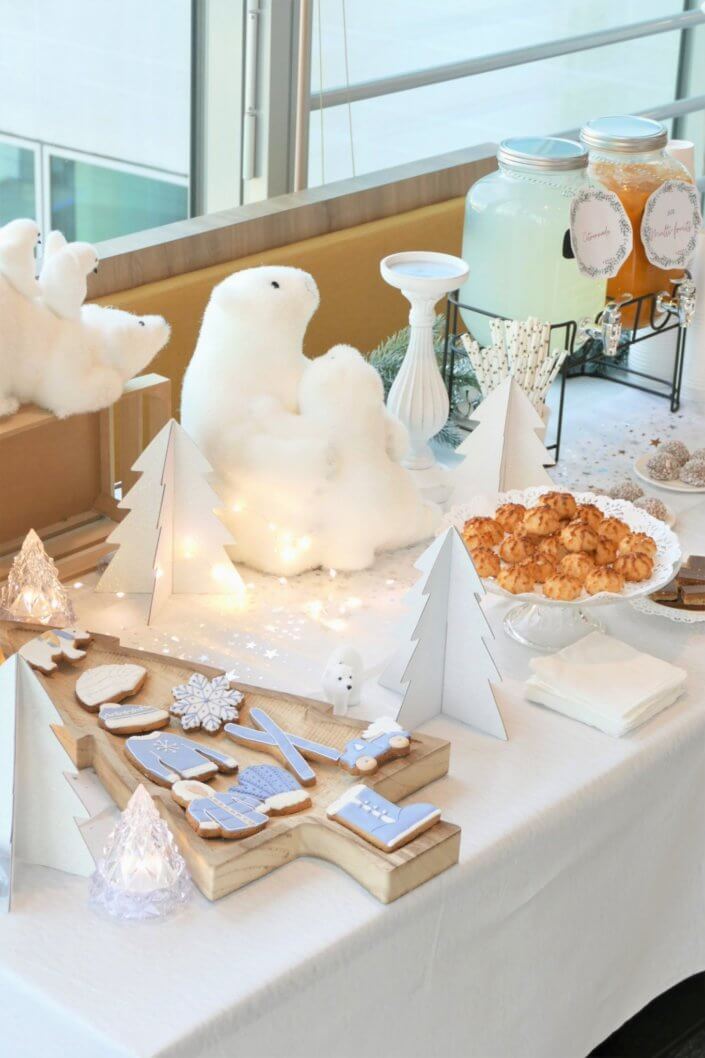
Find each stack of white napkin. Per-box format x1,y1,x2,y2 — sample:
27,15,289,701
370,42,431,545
525,632,686,736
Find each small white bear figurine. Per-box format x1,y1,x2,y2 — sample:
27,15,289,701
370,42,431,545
321,646,363,716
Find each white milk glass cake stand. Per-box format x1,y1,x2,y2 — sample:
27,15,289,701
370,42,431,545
380,250,469,505
446,487,681,651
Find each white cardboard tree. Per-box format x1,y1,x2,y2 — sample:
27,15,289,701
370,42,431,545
380,527,506,740
96,419,243,622
452,376,553,501
0,654,93,908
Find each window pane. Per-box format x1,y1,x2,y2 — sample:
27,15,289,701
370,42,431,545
0,141,36,224
49,156,188,243
308,0,694,187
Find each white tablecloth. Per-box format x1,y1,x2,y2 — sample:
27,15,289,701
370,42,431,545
2,385,705,1058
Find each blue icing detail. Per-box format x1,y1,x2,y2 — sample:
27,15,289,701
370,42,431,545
186,789,269,837
340,729,411,773
125,732,238,786
327,785,440,852
236,764,302,801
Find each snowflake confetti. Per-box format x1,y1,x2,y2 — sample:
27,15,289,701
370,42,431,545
170,673,243,733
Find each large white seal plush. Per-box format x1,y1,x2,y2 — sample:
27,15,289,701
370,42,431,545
180,265,439,575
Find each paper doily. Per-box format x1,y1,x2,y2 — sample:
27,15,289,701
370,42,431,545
445,486,681,607
631,595,705,625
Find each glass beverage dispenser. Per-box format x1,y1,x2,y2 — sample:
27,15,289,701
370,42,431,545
459,137,607,346
580,115,694,328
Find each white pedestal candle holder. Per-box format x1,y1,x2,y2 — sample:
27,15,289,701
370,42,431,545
380,251,469,503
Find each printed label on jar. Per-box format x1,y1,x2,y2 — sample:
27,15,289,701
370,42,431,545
641,180,702,269
569,189,633,279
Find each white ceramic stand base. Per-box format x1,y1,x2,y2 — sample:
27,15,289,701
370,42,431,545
503,602,603,652
380,251,469,509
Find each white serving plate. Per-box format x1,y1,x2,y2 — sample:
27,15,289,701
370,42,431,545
634,453,705,494
446,486,681,607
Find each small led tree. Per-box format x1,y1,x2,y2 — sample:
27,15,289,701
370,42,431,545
90,784,191,920
0,529,75,626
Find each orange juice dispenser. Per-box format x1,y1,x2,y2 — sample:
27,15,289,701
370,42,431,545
580,116,696,328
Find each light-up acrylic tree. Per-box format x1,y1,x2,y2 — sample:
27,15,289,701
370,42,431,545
96,419,244,622
0,529,75,626
89,784,191,920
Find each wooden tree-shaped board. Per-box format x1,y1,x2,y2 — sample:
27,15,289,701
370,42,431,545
0,624,460,904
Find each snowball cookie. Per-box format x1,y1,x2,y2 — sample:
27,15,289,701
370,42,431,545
497,564,535,594
499,533,536,564
536,534,567,563
531,556,556,584
658,440,690,466
463,525,502,550
679,458,705,487
617,532,657,558
598,517,630,545
522,505,561,536
540,491,577,520
646,451,679,481
634,496,670,522
462,516,503,546
607,479,644,502
689,448,705,463
585,567,625,595
468,547,500,578
561,520,599,553
593,538,618,566
614,552,654,582
543,575,582,601
558,553,595,584
574,503,603,530
495,503,526,532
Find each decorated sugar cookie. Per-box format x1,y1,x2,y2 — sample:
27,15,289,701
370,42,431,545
326,784,440,853
224,707,340,787
235,765,311,815
339,717,411,775
125,731,239,787
98,703,170,735
171,780,268,839
170,672,244,733
19,627,92,675
76,663,147,711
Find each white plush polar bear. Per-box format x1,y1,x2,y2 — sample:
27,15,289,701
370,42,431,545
298,344,440,569
182,265,340,574
181,264,439,575
0,275,170,419
182,265,329,478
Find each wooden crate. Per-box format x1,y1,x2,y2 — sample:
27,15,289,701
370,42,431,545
0,374,171,581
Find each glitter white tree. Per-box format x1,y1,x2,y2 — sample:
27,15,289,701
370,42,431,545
380,527,506,739
90,784,191,920
96,419,244,623
0,528,75,626
0,653,94,908
451,376,553,501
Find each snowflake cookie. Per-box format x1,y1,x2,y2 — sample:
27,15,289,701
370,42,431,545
170,673,244,734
